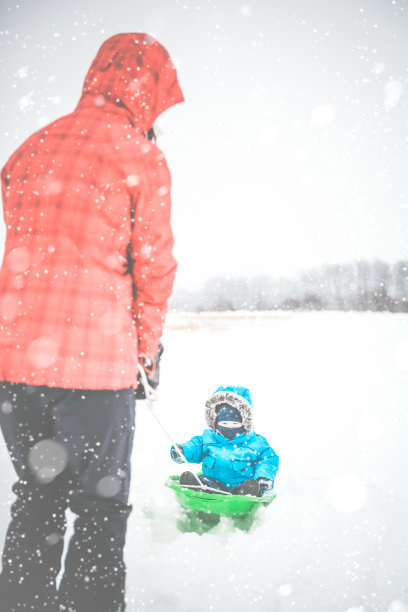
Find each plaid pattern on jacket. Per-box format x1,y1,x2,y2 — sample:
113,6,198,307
0,33,184,390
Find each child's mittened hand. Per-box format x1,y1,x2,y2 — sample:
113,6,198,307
170,445,185,463
256,477,274,491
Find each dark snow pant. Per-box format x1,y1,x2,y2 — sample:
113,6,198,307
193,475,230,492
0,382,136,612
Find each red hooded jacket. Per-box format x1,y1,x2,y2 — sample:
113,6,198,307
0,33,184,390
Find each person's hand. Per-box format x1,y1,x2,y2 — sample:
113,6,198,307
170,445,185,463
135,344,163,399
256,477,274,492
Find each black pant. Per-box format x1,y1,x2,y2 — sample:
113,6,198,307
0,382,136,612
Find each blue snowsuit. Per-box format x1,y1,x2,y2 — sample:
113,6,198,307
172,428,279,490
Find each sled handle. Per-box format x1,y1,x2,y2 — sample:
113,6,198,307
137,364,207,490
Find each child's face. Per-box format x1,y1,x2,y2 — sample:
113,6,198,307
218,420,242,428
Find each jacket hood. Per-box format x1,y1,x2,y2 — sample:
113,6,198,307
205,385,253,433
77,33,184,131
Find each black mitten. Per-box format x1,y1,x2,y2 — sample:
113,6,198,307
256,477,274,492
135,344,164,399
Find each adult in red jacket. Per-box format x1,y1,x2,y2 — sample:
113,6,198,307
0,33,183,611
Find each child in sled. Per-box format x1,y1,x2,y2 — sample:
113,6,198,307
170,385,279,497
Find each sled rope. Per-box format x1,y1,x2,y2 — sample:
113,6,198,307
137,364,222,492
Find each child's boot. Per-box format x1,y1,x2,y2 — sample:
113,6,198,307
230,479,260,496
180,471,201,488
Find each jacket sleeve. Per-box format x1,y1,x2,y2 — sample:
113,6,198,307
1,164,9,220
128,146,177,358
254,438,279,481
172,435,204,464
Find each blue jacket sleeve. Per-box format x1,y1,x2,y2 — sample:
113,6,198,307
254,437,279,481
170,435,204,464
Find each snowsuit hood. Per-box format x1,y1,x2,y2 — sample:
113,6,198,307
78,33,184,132
205,385,253,433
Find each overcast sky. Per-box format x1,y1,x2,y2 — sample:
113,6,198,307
1,0,407,289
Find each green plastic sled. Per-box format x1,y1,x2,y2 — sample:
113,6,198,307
165,474,276,518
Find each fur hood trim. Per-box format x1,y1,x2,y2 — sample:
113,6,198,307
205,391,253,432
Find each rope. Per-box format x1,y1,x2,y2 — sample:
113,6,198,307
137,364,220,492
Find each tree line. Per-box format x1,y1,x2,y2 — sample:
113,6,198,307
170,260,408,312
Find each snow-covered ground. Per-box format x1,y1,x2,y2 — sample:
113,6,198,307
1,311,408,611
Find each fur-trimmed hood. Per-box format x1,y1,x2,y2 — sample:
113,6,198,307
205,385,253,433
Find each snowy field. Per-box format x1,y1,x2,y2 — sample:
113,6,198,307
1,311,408,612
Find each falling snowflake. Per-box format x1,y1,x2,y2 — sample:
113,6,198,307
384,80,402,111
15,65,28,79
239,5,252,17
96,475,122,498
18,91,35,111
28,439,68,484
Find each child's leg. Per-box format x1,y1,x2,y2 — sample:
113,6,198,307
179,472,228,493
199,475,228,492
